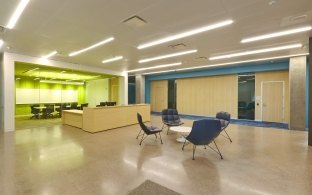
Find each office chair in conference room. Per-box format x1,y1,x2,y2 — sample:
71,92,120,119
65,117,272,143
137,113,163,145
80,103,88,110
30,104,40,119
182,119,223,160
55,103,62,117
161,109,184,135
216,111,232,142
70,102,78,110
42,104,54,118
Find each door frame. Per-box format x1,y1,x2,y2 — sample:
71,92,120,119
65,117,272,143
260,81,285,122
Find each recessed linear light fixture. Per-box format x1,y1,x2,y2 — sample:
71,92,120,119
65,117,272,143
139,49,197,63
34,78,40,80
127,62,182,73
15,77,21,80
41,51,57,59
142,69,176,75
69,37,114,57
142,53,309,75
0,40,3,48
60,71,66,73
40,80,84,85
209,43,302,60
241,26,312,43
137,19,233,49
102,56,123,64
6,0,30,29
23,67,39,73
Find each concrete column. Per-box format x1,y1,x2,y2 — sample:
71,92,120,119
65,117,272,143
289,56,307,130
309,37,312,146
135,75,145,104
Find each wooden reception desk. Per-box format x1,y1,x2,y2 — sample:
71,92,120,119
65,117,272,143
62,104,150,133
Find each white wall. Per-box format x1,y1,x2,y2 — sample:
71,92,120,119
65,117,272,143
0,53,4,131
86,79,109,107
1,52,126,132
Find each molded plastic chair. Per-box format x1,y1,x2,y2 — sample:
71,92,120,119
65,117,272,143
137,113,163,145
216,111,232,142
182,119,223,160
161,109,184,134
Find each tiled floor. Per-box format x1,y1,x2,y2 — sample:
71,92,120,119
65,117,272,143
1,116,312,195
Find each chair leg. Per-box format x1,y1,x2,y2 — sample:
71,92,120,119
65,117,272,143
182,139,187,150
192,145,196,160
223,129,232,142
213,141,223,159
139,134,148,145
167,126,170,135
136,129,142,139
158,132,163,144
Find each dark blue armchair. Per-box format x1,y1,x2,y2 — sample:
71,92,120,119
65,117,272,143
216,111,232,142
161,109,184,134
137,113,163,145
182,119,223,160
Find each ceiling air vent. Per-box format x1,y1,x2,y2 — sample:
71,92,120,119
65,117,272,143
281,13,310,27
168,43,187,50
194,56,208,61
123,15,147,27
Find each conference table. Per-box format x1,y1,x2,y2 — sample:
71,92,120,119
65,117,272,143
170,126,192,142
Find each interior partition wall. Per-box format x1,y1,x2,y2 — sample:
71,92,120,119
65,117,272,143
176,75,238,118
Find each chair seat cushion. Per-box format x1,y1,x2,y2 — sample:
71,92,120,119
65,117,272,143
147,126,161,132
219,119,229,128
164,121,184,126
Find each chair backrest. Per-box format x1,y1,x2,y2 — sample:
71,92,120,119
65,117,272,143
30,105,40,114
216,111,231,122
137,113,151,135
81,103,88,110
161,109,181,123
71,102,78,109
100,102,107,106
186,119,222,145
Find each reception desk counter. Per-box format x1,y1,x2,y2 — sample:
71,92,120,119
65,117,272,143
62,104,150,133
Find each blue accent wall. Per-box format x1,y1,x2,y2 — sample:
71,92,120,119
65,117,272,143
145,61,289,103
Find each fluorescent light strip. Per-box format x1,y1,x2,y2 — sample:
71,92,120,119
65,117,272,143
6,0,30,29
0,40,3,48
241,26,312,43
138,19,233,49
127,62,182,73
24,67,39,73
142,70,176,75
42,51,57,59
102,56,123,64
142,53,309,75
69,37,114,57
40,80,84,85
139,49,197,63
209,43,302,60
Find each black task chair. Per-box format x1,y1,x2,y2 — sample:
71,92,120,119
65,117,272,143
216,111,232,142
182,119,223,160
70,102,78,110
42,104,54,118
80,103,88,110
30,104,40,119
161,109,184,134
55,103,62,117
137,113,163,145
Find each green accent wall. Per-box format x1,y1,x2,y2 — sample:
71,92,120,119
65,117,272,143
15,77,86,116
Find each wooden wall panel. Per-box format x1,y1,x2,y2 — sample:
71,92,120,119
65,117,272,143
176,75,238,118
255,70,289,123
150,80,168,112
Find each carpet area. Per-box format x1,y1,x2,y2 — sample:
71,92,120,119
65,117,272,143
128,180,181,195
152,112,289,129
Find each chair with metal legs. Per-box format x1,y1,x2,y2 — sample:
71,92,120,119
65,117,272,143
216,111,232,142
161,109,184,135
182,119,223,160
137,113,163,145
